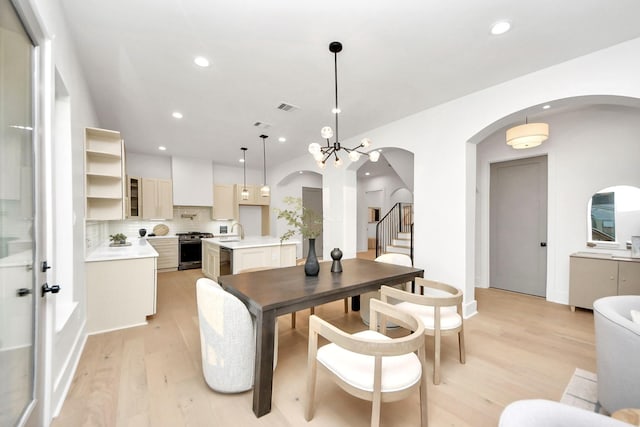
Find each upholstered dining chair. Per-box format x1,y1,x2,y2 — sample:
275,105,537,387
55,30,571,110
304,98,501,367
380,278,465,385
196,277,277,393
360,253,414,326
305,299,428,427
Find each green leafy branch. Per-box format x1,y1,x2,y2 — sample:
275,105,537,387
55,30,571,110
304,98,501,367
273,196,322,242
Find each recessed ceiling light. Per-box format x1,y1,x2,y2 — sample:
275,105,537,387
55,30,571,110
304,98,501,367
378,149,382,152
299,171,303,174
172,111,183,119
194,56,210,67
158,146,167,151
365,172,371,176
490,21,511,35
542,105,551,110
278,137,286,143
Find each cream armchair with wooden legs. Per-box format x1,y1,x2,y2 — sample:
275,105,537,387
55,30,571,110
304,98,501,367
305,299,428,427
380,278,465,385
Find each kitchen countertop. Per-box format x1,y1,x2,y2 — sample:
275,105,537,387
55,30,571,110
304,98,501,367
571,252,640,262
145,235,178,240
86,238,159,262
202,236,298,249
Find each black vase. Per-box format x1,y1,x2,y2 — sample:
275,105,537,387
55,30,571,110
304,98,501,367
139,228,147,237
305,238,320,276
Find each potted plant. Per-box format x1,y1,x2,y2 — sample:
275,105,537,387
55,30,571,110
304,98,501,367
274,197,322,276
109,233,127,245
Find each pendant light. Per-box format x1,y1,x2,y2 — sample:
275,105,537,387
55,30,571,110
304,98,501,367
506,118,549,149
259,135,270,197
240,147,249,200
308,41,379,168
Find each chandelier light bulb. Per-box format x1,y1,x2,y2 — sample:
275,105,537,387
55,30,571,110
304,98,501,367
348,151,361,161
334,157,343,167
368,151,380,162
308,142,321,154
313,152,324,162
317,160,326,169
321,126,334,139
360,138,371,148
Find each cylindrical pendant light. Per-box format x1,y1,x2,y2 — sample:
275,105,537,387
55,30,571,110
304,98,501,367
259,135,270,197
506,121,549,149
241,147,249,200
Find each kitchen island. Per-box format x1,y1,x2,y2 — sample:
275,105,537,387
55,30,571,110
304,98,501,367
85,238,158,334
201,236,297,281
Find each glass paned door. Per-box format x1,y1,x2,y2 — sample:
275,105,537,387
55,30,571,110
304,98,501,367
0,0,36,425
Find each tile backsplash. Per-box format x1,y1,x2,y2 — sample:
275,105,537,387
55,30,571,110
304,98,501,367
107,206,234,239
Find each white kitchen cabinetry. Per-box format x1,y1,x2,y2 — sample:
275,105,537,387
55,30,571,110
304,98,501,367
212,184,238,220
86,256,157,334
171,156,213,206
147,237,178,272
236,184,270,206
232,244,295,273
85,127,124,220
141,178,173,219
202,240,220,280
569,253,640,310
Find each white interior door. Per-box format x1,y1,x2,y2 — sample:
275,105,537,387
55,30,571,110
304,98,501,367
0,1,43,425
490,155,548,297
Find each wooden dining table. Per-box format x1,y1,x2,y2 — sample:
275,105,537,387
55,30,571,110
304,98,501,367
217,257,425,417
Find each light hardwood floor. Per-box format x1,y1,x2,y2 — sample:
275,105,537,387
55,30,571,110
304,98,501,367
53,264,596,427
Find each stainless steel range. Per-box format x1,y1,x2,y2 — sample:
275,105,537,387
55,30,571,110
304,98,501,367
176,232,213,270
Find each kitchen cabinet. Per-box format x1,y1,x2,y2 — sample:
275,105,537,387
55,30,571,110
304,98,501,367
212,184,238,220
84,127,125,220
142,178,173,219
233,245,296,273
86,256,157,334
126,176,141,218
147,237,178,272
202,238,296,281
236,184,270,206
569,253,640,310
202,240,220,280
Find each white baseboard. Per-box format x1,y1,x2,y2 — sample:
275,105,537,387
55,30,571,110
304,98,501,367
51,321,87,418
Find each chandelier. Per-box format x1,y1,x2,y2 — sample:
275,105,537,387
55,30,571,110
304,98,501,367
308,41,380,169
506,119,549,149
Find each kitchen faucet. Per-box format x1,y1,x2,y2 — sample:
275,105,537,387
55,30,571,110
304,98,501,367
231,222,245,240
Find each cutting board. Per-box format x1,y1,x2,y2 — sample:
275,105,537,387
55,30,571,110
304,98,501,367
153,224,169,236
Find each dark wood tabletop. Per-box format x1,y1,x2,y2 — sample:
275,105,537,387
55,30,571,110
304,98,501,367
218,257,424,417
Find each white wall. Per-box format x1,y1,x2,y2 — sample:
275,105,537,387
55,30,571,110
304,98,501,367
476,105,640,303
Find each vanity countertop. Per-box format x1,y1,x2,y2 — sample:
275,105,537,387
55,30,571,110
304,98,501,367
86,238,159,262
571,252,640,262
202,236,298,250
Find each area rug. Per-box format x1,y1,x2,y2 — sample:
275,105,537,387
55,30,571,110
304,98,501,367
560,368,600,412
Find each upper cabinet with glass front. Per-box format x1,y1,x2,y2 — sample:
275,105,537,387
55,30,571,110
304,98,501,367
588,185,640,248
84,127,125,220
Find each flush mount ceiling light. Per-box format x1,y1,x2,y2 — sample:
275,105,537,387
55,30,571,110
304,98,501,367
506,119,549,149
194,56,210,67
172,111,183,119
308,41,380,169
240,147,249,200
490,21,511,35
158,146,167,151
259,135,270,197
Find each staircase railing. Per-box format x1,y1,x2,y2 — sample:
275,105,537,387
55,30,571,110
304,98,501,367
375,202,414,259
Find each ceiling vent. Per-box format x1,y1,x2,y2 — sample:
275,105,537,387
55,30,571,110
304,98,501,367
276,102,300,112
253,121,272,129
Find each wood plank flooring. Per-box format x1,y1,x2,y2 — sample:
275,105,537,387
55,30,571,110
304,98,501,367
53,263,596,427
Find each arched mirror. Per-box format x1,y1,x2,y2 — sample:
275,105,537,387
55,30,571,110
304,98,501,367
587,185,640,248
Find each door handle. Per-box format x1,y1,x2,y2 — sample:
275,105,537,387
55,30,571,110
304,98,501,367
540,242,547,247
42,283,61,297
17,288,32,297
